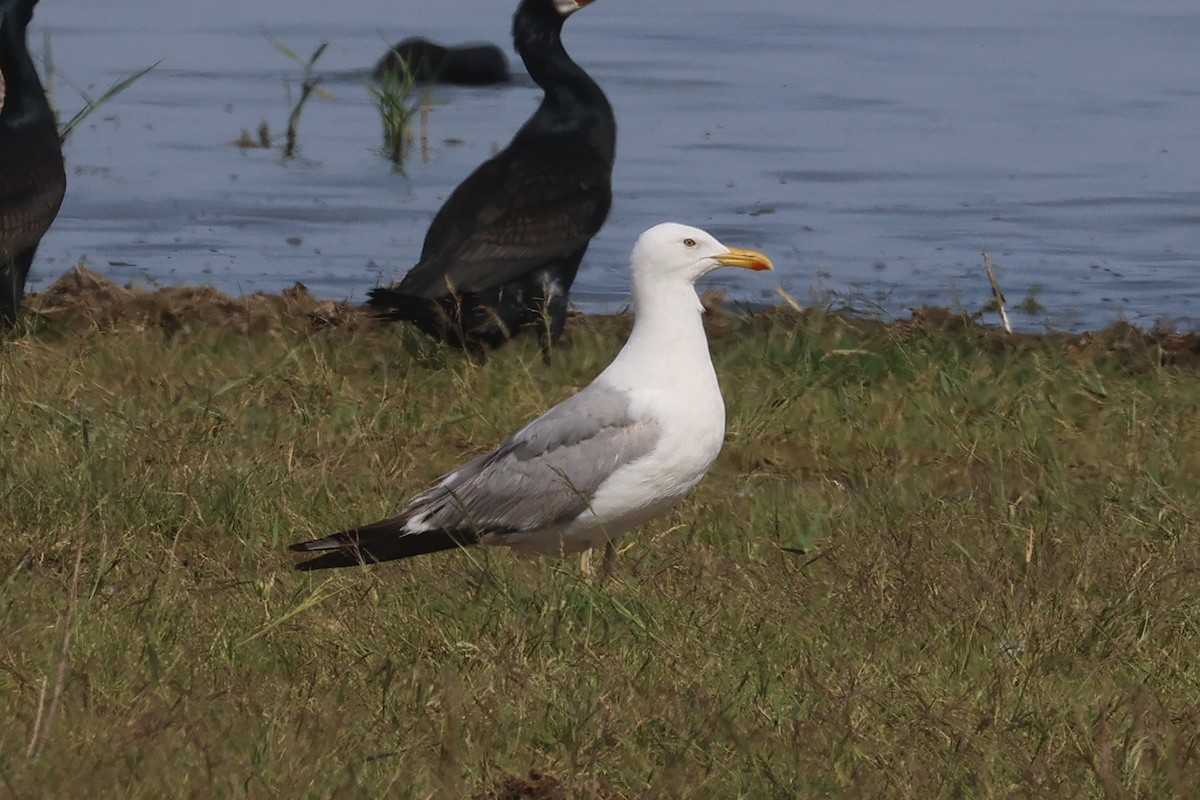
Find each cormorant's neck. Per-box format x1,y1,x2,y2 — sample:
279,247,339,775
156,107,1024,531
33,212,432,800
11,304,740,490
0,10,56,132
512,5,606,117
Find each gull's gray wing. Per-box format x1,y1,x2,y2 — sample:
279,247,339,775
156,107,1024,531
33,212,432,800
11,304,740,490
404,383,660,535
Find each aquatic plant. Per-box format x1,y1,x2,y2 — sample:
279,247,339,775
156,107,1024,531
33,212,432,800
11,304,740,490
39,33,158,142
367,57,428,172
1019,284,1046,315
234,121,273,150
263,32,330,159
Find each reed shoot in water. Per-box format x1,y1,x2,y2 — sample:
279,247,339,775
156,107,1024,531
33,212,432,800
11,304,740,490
368,58,427,173
263,32,330,159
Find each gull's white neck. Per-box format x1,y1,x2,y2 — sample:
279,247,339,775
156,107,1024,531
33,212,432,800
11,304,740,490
597,274,717,395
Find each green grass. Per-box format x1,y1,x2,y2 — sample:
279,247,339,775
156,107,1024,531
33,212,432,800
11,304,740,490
2,308,1200,797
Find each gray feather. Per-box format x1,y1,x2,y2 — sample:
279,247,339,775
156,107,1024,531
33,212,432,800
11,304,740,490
405,384,659,534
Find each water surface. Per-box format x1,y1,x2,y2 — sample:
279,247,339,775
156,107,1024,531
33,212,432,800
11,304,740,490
29,0,1200,331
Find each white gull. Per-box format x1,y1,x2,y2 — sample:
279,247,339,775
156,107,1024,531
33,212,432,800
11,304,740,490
289,222,773,571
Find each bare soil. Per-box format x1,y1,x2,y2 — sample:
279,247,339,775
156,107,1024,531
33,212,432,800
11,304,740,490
26,267,368,336
478,769,631,800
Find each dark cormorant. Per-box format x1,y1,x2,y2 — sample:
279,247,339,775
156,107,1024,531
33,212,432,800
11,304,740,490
367,0,615,355
0,0,65,329
373,38,510,86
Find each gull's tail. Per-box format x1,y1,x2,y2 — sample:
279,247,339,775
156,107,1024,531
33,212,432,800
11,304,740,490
288,517,477,571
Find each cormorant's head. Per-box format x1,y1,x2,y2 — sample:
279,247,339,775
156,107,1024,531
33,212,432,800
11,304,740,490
515,0,596,34
511,0,600,71
0,0,40,29
553,0,595,15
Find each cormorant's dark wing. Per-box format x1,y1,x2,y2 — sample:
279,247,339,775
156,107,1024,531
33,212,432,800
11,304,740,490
0,0,67,326
397,134,612,298
0,138,66,261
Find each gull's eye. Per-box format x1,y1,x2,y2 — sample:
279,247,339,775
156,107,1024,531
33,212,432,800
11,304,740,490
683,238,697,247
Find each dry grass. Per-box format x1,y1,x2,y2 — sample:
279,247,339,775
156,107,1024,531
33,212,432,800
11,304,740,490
2,291,1200,798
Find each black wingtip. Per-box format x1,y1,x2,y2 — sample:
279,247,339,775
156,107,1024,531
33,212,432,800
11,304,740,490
287,523,479,571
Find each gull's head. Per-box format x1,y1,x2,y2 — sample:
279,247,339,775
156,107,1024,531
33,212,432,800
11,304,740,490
630,223,774,287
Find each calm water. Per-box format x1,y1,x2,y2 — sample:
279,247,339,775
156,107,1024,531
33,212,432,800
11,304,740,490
27,0,1200,331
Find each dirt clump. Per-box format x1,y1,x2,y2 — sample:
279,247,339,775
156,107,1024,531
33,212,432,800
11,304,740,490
27,267,371,336
483,770,567,800
478,769,630,800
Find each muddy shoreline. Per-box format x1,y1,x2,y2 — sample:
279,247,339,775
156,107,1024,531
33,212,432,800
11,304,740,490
20,266,1200,372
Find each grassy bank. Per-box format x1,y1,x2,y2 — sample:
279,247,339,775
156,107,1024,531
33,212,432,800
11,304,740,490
2,294,1199,797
